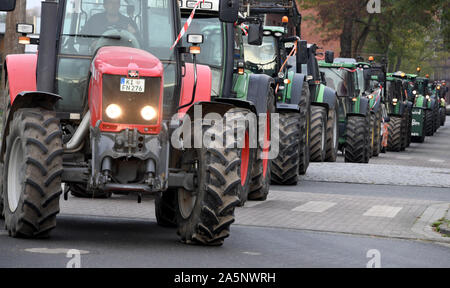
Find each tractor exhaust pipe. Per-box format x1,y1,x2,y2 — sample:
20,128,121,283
64,111,91,152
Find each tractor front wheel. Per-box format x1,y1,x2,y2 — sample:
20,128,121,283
310,106,327,162
271,112,301,185
387,116,402,152
372,110,382,157
325,108,338,162
3,108,63,238
345,116,368,163
298,82,311,175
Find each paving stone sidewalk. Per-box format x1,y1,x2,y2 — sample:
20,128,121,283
301,163,450,188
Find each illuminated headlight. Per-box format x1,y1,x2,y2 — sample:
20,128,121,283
263,30,271,36
393,98,398,102
369,95,374,99
274,32,283,37
106,104,122,119
426,95,430,99
412,90,417,95
141,106,157,121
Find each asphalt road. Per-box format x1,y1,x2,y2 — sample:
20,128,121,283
0,120,449,268
0,215,449,268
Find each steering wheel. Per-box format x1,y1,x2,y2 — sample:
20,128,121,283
90,27,141,53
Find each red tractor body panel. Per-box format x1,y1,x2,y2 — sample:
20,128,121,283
178,63,212,116
5,54,37,103
89,46,164,134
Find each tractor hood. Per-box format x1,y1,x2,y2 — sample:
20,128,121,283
91,46,164,79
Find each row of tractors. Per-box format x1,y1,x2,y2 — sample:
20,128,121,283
0,0,447,246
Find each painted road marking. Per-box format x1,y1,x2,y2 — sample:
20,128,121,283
292,201,337,213
395,156,413,160
429,159,445,163
363,205,402,218
25,248,90,255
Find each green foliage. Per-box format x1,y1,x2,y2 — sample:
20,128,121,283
298,0,448,76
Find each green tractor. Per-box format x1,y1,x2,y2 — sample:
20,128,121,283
241,0,314,184
428,81,442,133
180,2,276,202
434,82,447,125
408,75,434,142
385,73,411,151
319,59,371,163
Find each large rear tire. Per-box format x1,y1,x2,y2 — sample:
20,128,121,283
400,114,407,151
387,116,402,152
345,116,368,163
309,106,326,162
271,112,301,185
325,107,338,162
176,119,241,246
3,108,63,238
248,88,275,201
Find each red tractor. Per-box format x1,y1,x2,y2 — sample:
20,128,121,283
0,0,248,246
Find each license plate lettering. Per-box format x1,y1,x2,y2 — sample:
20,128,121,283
120,78,145,93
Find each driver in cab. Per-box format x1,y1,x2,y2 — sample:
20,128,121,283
82,0,138,35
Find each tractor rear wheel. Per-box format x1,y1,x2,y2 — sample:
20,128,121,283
372,110,381,157
387,116,402,152
176,119,241,246
345,116,368,163
425,109,434,136
310,106,326,162
271,112,301,185
325,108,338,162
3,108,63,238
248,88,275,201
400,114,407,151
298,82,311,175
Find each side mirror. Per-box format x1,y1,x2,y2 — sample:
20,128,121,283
247,23,263,46
297,40,308,65
0,0,15,11
219,0,239,23
325,51,334,63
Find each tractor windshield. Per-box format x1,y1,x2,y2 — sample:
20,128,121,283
321,68,353,97
57,0,178,115
243,36,277,75
181,16,223,97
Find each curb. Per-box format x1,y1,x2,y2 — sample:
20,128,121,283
411,203,450,242
438,223,450,237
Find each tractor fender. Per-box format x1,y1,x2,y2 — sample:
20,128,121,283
313,85,338,112
287,73,307,107
183,101,238,120
246,74,275,115
276,103,300,112
355,97,370,116
215,98,257,114
0,91,61,163
178,63,212,115
4,54,38,104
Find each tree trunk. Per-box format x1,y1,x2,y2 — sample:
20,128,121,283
1,0,26,109
340,17,354,58
352,15,374,58
395,55,402,71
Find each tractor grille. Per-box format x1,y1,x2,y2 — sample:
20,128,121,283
102,74,161,125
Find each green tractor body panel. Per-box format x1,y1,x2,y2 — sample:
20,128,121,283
233,70,251,100
411,107,425,137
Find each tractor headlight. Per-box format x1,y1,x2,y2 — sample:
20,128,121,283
141,106,157,121
412,90,417,95
106,104,122,119
426,95,430,99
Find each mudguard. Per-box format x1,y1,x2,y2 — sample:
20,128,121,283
0,91,62,162
178,63,212,116
4,54,38,104
350,97,370,116
313,84,337,111
246,74,275,114
286,73,306,107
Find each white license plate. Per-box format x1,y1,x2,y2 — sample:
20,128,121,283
120,78,145,93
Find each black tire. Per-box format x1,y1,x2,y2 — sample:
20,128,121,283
224,108,256,206
425,109,434,136
155,189,177,228
3,108,63,238
387,116,402,152
298,82,311,175
271,112,301,185
309,106,326,162
372,110,381,157
400,114,407,151
176,118,241,246
368,113,376,158
345,116,368,163
0,164,3,219
69,184,111,198
433,107,440,132
406,112,412,147
325,107,338,162
248,88,275,201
